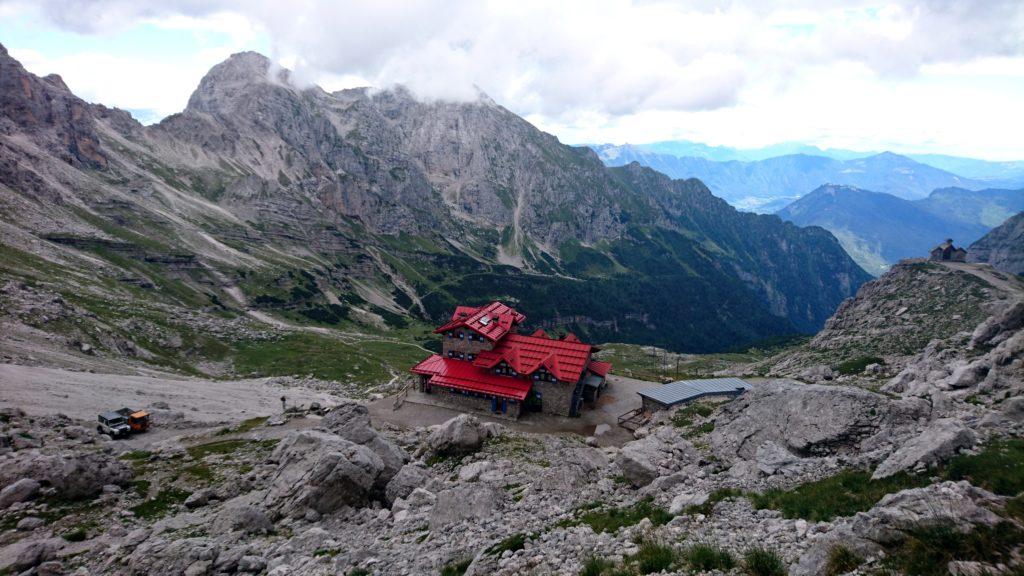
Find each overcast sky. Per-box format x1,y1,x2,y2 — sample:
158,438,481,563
2,0,1023,159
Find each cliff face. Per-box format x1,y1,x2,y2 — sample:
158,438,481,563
0,47,870,353
969,212,1024,276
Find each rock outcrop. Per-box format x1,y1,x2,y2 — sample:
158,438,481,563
263,429,400,517
968,211,1024,275
872,418,975,479
710,380,918,463
615,426,697,487
793,482,1006,576
0,451,131,499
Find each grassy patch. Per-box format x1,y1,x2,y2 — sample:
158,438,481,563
560,498,672,533
684,543,735,571
216,416,268,436
944,438,1024,496
743,548,786,576
233,332,425,385
824,545,863,576
835,356,885,375
184,463,216,482
579,557,617,576
749,469,926,522
187,439,252,460
131,488,191,520
752,439,1024,522
630,542,678,574
119,450,153,461
132,479,151,498
670,402,715,428
61,526,90,542
440,558,472,576
485,533,530,556
882,522,1023,576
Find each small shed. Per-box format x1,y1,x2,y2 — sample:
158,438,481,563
637,377,752,412
929,239,967,262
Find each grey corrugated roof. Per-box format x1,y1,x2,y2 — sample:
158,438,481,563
637,377,752,406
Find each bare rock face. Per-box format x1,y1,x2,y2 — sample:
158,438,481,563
968,212,1024,276
872,418,975,479
0,451,131,500
263,430,394,517
710,380,915,463
615,426,697,487
0,44,109,169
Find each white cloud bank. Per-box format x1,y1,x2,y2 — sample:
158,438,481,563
7,0,1024,159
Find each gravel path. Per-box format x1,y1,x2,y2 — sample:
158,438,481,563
0,363,341,424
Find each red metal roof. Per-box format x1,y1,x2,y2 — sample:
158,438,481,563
473,333,593,383
589,360,612,377
410,355,532,401
433,301,526,342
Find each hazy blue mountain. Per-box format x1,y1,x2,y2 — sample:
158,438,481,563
593,145,987,212
778,185,1024,275
628,140,873,162
906,154,1024,185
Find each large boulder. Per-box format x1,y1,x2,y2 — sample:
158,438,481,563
0,451,131,500
872,418,975,479
385,464,431,505
425,414,499,457
319,401,407,479
0,478,40,509
263,430,393,517
710,380,911,463
211,504,274,535
0,538,62,573
615,426,696,487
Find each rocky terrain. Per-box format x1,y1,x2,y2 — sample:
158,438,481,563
969,211,1024,276
2,36,1023,576
0,43,870,379
1,255,1023,576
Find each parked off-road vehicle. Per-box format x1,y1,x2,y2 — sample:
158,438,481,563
97,411,131,439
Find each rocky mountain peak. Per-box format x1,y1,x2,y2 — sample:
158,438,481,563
185,51,292,115
0,42,107,169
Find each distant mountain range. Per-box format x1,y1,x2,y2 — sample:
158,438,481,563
0,45,871,362
777,185,1024,275
592,143,1024,212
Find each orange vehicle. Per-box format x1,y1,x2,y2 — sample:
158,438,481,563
116,408,151,433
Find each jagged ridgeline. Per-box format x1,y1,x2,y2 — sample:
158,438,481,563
0,45,869,362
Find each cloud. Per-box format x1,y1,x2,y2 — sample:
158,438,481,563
23,0,1020,116
7,0,1024,158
